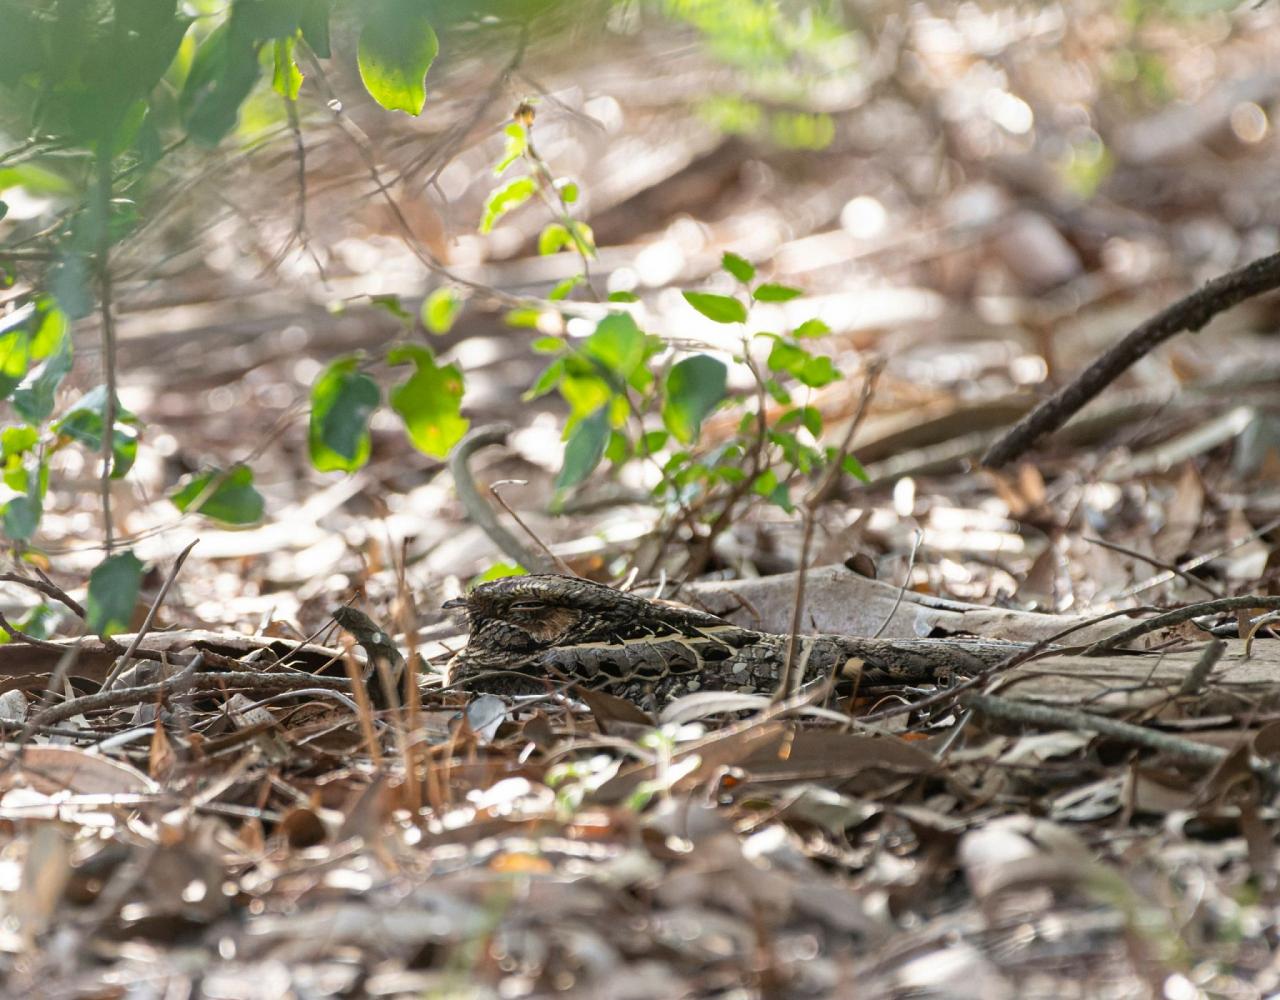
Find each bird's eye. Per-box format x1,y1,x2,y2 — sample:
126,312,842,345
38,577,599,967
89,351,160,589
508,600,547,612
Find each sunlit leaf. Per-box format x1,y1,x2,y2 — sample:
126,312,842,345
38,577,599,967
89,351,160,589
721,252,754,282
388,343,469,459
793,318,830,338
272,37,304,99
753,283,802,302
421,286,462,334
480,176,536,234
682,291,746,324
357,4,438,115
583,313,646,379
494,123,526,175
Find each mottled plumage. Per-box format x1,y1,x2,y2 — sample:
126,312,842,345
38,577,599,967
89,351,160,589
445,574,1025,711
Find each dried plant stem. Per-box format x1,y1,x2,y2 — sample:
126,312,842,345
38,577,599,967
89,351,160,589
102,539,198,690
779,359,884,699
1087,595,1280,654
966,692,1280,785
984,249,1280,467
95,148,118,551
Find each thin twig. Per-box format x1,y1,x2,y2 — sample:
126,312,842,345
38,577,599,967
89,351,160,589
966,692,1280,785
780,360,884,699
871,528,921,640
1178,639,1226,697
95,147,118,551
490,480,576,576
102,539,198,690
1086,595,1280,654
448,424,557,573
1085,535,1221,598
983,249,1280,466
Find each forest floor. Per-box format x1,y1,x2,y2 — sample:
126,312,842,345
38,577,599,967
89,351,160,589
5,5,1280,998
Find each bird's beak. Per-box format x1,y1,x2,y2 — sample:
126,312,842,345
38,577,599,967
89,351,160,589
442,596,468,611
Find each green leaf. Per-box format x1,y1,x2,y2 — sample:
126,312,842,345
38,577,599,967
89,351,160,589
494,123,527,175
793,318,830,338
559,181,579,203
473,561,525,585
357,3,438,115
556,407,609,490
661,355,727,444
524,359,564,400
682,291,747,324
798,355,839,387
2,494,41,542
842,453,870,483
721,252,755,283
608,291,639,303
641,430,669,454
370,294,411,321
560,374,611,418
583,313,646,379
308,356,380,472
55,386,140,479
388,344,469,459
480,176,536,234
300,0,332,57
504,307,542,328
86,551,144,638
272,37,304,100
548,275,583,301
170,465,265,525
753,283,802,302
538,223,572,256
421,287,462,334
531,336,565,354
180,23,262,145
13,334,72,424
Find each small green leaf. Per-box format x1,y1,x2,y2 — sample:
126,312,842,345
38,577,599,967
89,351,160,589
799,406,823,438
531,337,565,354
794,318,830,338
388,344,469,459
721,252,754,283
2,493,41,542
548,275,583,301
55,386,140,479
370,294,411,321
798,355,839,387
583,313,645,379
504,307,542,328
641,430,669,454
556,407,609,489
560,373,611,418
559,181,579,203
86,551,144,638
272,37,304,100
608,291,639,303
494,123,527,175
661,355,727,444
356,4,438,115
171,465,265,525
538,222,572,256
473,561,526,585
308,355,380,472
524,359,565,400
753,283,802,302
480,176,536,234
13,334,72,423
842,453,870,482
421,286,462,334
682,291,747,324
